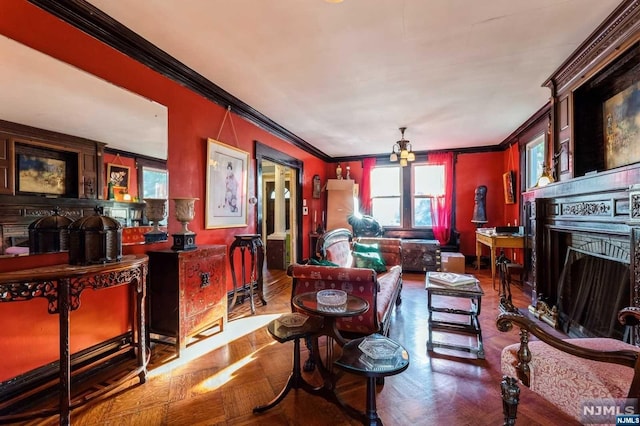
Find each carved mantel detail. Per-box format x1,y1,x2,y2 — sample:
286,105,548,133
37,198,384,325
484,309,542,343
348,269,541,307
561,201,611,216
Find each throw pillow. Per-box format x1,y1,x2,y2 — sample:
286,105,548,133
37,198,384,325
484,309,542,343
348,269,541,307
353,242,380,253
352,251,387,273
309,258,339,267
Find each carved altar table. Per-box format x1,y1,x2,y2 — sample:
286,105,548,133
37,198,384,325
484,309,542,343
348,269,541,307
0,254,149,425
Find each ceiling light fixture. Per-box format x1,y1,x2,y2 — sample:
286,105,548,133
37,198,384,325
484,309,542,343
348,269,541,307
390,127,415,167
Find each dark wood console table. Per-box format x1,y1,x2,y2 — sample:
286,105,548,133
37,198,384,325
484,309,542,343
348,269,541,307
0,254,149,425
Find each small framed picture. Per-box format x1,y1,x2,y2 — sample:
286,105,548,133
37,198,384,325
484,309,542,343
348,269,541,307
107,163,130,190
312,175,321,199
503,171,515,204
560,140,569,173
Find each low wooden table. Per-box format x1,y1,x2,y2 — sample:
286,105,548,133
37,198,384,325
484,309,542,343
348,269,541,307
335,334,409,426
425,272,485,359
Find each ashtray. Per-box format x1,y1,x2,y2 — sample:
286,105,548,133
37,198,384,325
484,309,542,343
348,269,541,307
317,289,347,312
358,336,401,360
276,313,308,328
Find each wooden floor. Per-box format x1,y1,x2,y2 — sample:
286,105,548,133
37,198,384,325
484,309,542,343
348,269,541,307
14,266,579,425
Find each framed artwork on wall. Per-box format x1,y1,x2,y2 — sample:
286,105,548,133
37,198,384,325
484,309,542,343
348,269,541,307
604,80,640,169
503,171,515,204
560,139,570,173
205,138,249,229
107,163,130,190
312,175,321,198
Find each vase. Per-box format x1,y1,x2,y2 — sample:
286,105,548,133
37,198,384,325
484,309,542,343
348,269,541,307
144,198,167,233
172,197,199,235
171,197,199,251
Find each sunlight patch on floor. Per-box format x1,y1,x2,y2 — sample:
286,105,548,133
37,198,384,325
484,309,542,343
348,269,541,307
196,340,277,391
147,312,283,377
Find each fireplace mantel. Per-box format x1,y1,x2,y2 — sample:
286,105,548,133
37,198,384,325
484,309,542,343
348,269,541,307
522,166,640,342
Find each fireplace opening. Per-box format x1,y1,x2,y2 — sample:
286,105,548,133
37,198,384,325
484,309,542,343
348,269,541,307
557,241,630,340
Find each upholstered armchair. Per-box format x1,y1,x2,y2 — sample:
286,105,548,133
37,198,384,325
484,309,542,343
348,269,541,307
496,307,640,425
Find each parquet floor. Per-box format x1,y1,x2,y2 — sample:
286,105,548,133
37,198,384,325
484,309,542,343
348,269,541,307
13,266,579,425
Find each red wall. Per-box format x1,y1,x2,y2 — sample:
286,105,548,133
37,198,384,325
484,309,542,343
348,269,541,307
0,1,520,380
456,150,519,256
0,1,326,380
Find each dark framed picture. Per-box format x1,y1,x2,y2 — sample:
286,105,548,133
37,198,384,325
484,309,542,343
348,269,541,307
503,171,515,204
107,163,130,190
312,175,321,199
560,139,570,173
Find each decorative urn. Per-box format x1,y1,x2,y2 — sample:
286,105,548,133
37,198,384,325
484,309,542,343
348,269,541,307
143,198,168,243
171,197,199,251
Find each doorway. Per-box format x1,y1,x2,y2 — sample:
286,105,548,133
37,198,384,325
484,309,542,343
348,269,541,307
255,142,303,271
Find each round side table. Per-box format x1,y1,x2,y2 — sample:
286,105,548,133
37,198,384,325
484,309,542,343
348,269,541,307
334,334,410,426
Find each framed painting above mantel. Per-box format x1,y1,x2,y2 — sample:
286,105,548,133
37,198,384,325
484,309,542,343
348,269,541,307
604,80,640,170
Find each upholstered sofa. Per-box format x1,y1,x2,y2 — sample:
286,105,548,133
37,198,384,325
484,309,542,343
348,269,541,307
287,228,403,337
496,308,640,425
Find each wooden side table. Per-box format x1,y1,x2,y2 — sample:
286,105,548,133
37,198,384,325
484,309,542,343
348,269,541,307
425,272,485,359
229,234,266,314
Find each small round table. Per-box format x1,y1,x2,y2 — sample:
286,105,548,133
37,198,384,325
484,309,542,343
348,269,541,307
334,334,410,426
228,234,265,314
292,291,369,346
253,314,324,413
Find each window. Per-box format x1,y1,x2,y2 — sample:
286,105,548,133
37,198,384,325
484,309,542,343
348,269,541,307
526,133,546,189
370,167,401,227
413,164,445,227
370,163,445,228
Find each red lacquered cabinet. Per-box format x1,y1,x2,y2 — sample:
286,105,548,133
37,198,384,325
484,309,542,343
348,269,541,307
147,245,227,356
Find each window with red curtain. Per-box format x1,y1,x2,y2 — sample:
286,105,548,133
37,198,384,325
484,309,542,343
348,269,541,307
427,152,454,245
360,158,376,215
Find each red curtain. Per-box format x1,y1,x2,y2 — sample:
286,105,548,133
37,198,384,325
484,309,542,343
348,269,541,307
429,152,454,245
360,158,376,214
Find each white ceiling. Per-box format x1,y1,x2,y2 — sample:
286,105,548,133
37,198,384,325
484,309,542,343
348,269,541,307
83,0,620,157
3,1,623,160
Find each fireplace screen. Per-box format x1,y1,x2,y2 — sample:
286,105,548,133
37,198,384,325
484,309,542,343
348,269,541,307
557,244,630,340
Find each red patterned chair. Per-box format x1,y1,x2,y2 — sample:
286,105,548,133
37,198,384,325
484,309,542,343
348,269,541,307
287,228,403,337
496,308,640,425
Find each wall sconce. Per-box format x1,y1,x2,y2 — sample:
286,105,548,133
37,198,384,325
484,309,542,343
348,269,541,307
535,164,555,187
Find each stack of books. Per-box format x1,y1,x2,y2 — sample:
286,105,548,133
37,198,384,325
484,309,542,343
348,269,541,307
428,272,477,287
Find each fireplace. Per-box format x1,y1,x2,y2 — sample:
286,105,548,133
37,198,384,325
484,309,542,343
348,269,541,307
523,173,640,344
556,238,630,339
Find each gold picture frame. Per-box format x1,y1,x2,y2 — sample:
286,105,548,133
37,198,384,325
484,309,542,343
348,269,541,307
503,171,515,204
205,138,249,229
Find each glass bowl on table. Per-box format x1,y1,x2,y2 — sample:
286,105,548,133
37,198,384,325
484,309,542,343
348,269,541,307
316,289,347,312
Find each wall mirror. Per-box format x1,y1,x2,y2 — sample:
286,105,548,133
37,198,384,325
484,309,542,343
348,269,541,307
0,34,168,160
0,34,169,256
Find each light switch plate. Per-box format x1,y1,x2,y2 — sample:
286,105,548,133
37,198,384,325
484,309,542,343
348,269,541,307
303,206,309,215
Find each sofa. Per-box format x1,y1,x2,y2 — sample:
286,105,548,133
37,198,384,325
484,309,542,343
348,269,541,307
287,228,403,337
496,308,640,425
